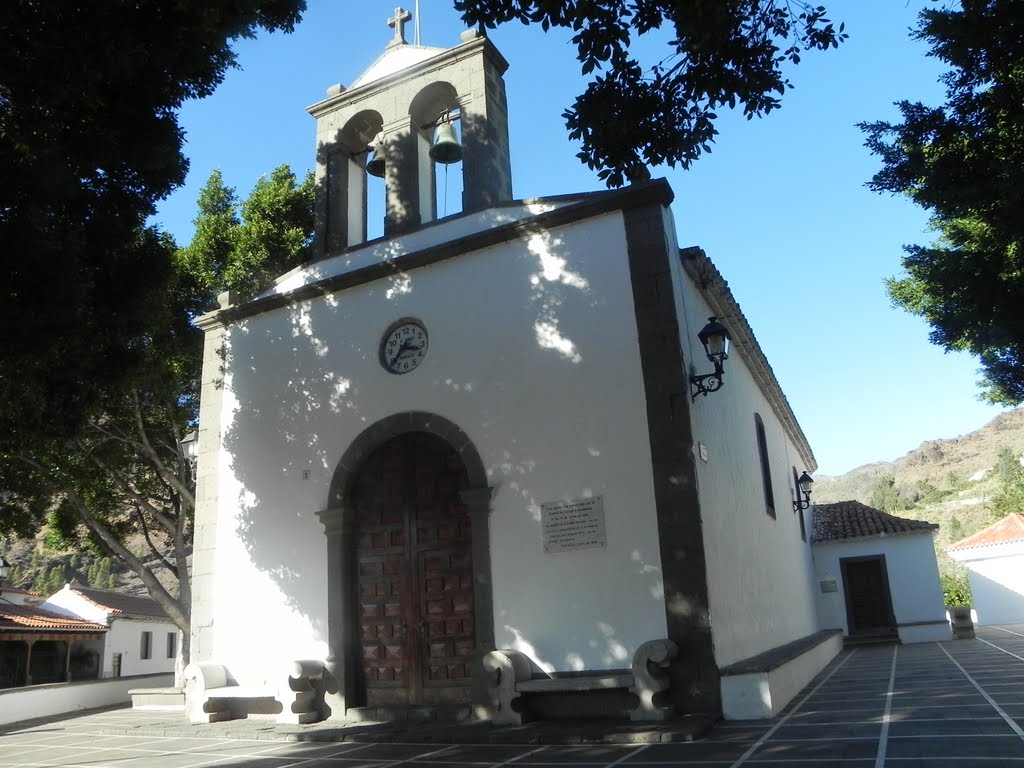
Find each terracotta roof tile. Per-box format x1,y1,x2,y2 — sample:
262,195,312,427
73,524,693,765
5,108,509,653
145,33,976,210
68,586,169,620
812,500,938,543
948,512,1024,551
0,604,107,631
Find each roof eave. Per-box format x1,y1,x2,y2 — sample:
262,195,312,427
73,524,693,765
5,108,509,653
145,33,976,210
681,246,815,471
811,527,938,546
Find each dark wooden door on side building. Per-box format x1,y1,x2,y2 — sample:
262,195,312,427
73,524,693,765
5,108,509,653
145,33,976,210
841,555,897,636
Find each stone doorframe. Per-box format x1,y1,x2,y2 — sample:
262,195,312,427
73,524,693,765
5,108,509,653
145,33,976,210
315,412,495,719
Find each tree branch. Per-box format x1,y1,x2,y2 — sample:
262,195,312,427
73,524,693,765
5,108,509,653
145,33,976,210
15,455,189,633
131,390,196,509
86,449,179,539
133,503,178,577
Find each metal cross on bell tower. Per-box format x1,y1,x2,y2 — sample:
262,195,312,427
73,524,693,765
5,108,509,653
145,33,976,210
387,6,412,48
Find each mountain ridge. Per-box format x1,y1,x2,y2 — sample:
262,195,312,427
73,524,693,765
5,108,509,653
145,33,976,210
814,409,1024,506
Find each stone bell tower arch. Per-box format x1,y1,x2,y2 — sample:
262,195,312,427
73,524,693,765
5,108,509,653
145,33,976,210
308,8,513,257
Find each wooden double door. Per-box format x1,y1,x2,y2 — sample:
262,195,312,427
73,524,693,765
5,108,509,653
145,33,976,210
841,555,896,636
352,432,475,705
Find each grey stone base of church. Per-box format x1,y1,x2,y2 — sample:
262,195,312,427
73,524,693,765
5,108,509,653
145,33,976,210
519,688,635,721
342,693,642,725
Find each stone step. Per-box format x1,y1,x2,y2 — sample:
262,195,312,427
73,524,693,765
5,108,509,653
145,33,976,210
345,703,474,724
129,687,186,711
843,632,900,648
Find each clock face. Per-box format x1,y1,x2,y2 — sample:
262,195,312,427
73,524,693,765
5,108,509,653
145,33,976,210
381,320,428,375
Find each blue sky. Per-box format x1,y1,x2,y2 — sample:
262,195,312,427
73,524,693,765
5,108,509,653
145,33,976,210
153,1,1010,477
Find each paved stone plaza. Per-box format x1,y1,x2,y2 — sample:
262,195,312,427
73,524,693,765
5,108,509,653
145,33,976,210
2,625,1023,767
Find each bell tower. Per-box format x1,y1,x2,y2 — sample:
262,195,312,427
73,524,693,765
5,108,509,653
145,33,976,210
308,8,513,257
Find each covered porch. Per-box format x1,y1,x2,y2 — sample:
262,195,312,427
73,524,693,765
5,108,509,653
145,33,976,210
0,604,106,688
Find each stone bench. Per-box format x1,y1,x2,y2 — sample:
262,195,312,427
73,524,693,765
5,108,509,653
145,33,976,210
184,660,326,724
482,639,677,725
718,629,842,720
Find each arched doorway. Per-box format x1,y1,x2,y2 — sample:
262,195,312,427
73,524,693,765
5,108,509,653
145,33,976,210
318,412,494,717
352,431,474,705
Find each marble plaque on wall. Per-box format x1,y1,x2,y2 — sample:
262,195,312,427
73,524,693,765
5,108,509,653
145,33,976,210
541,496,606,554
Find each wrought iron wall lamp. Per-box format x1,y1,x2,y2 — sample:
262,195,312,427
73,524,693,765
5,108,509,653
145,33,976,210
689,316,732,401
793,471,814,511
179,431,199,472
0,554,12,597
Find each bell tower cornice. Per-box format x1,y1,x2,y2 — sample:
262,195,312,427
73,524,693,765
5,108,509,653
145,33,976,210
307,34,508,119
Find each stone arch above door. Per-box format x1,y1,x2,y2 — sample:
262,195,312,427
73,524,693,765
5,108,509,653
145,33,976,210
316,412,494,719
327,412,487,507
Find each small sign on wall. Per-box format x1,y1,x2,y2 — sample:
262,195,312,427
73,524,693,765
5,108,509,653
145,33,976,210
541,496,607,554
820,579,838,593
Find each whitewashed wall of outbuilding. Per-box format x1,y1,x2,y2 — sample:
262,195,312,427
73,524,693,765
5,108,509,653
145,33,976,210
959,547,1024,625
41,588,178,677
812,532,949,641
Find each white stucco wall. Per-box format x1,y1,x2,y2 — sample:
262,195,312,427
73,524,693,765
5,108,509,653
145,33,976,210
812,532,950,642
105,619,180,678
203,208,669,680
956,545,1024,625
667,235,820,669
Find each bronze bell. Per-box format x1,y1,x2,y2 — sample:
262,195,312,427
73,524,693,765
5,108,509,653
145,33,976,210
429,122,463,165
365,141,386,178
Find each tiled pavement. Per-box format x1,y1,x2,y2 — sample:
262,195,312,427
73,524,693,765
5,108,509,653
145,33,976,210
2,624,1023,767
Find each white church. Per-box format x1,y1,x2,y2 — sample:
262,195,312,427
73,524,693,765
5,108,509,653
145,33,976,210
185,9,894,725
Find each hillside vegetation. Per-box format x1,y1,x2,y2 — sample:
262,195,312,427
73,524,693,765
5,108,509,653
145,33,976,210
2,532,180,600
815,409,1024,603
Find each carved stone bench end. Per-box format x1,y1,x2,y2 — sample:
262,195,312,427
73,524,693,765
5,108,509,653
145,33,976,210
482,649,531,725
629,639,678,722
277,659,327,724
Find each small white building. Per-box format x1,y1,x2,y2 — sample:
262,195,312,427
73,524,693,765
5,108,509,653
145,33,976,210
811,501,951,644
41,585,180,678
948,513,1024,625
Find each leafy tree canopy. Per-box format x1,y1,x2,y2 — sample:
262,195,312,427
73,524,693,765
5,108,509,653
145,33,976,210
179,166,315,299
0,165,313,679
861,0,1024,404
0,0,305,444
869,475,913,514
989,446,1024,519
456,0,846,186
